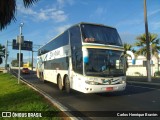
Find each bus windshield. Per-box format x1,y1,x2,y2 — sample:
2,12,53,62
85,49,125,77
81,24,122,46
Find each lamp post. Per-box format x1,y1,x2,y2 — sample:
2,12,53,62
18,23,24,84
144,0,151,82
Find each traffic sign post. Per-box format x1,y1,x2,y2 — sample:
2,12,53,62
5,40,8,70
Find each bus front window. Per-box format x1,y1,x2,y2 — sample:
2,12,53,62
85,49,125,77
81,24,122,46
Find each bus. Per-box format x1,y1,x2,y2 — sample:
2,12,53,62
37,22,126,93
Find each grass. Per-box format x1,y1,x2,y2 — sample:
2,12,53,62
0,73,64,120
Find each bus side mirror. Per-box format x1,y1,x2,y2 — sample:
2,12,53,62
83,56,89,64
132,59,135,64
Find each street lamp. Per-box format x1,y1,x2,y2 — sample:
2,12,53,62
17,23,24,84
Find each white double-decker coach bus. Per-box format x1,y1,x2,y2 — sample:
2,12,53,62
37,22,126,93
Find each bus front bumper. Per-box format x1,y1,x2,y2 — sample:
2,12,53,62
83,83,126,93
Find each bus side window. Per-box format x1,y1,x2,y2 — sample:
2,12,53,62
70,26,83,74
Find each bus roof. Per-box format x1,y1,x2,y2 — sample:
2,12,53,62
79,22,115,29
38,22,116,50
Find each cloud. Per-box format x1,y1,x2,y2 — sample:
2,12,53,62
36,8,68,22
50,10,68,22
148,9,160,17
17,2,68,22
95,7,105,16
119,32,137,44
116,19,142,27
55,24,71,34
90,7,107,18
150,21,160,31
17,5,36,15
57,0,74,8
45,24,71,41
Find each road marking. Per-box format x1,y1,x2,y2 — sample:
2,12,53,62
128,84,160,90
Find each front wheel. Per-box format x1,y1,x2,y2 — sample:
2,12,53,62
40,72,45,83
65,76,70,93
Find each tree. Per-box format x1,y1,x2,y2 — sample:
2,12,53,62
0,0,39,30
11,59,19,67
135,33,160,58
135,33,160,72
124,43,132,51
0,44,5,64
123,43,133,71
11,59,23,67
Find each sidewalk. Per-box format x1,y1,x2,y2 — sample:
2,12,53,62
127,76,160,86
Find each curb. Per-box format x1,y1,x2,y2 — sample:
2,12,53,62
10,70,82,120
127,81,160,86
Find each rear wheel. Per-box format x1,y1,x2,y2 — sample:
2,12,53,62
65,76,70,93
58,75,63,90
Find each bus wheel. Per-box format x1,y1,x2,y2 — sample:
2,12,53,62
40,72,45,83
39,72,42,79
65,76,70,93
58,75,63,90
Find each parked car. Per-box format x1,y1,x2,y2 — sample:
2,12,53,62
21,68,30,74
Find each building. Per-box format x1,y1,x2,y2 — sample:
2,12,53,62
126,51,160,76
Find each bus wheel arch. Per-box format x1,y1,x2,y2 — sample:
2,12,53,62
57,74,63,91
64,75,70,93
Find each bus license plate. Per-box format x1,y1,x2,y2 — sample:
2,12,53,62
106,87,113,91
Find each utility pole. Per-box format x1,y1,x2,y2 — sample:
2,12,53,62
144,0,151,82
5,40,8,70
17,23,24,84
32,50,33,71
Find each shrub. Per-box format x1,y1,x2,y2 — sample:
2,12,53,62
154,71,160,77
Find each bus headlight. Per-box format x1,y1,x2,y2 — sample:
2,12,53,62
120,77,126,84
120,80,126,84
85,80,99,85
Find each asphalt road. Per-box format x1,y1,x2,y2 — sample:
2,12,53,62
11,70,160,120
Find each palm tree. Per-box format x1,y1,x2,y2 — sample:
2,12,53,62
124,43,132,51
123,43,133,71
0,0,39,30
135,33,160,58
135,33,160,72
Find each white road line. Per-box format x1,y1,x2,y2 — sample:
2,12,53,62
128,84,160,90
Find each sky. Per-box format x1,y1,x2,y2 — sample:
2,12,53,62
0,0,160,67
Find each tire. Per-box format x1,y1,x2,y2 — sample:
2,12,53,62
58,75,63,90
65,76,70,93
40,72,45,83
